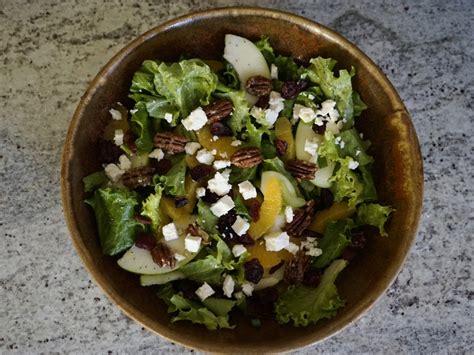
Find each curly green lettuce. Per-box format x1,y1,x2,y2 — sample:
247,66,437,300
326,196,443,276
140,185,163,232
356,203,394,236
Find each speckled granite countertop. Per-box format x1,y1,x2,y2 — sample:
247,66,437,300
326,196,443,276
1,0,472,353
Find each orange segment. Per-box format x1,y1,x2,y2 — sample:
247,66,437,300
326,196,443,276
248,242,281,268
275,117,295,160
160,196,193,226
197,125,239,159
248,176,282,239
185,155,199,169
309,202,356,234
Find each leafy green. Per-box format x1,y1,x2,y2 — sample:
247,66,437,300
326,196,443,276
313,219,354,268
85,188,142,255
338,129,373,166
359,165,377,202
356,203,394,236
220,61,240,90
130,102,154,152
140,185,163,232
145,97,179,127
244,119,265,147
275,259,347,326
215,83,250,134
330,159,365,207
180,255,225,285
234,195,250,220
352,91,367,117
254,35,275,63
158,157,187,196
83,171,108,192
197,200,218,234
261,138,278,159
229,166,257,184
158,285,235,330
130,60,160,95
274,55,300,81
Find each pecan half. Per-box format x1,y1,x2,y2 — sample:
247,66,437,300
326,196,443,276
284,200,316,238
153,132,188,154
274,138,288,156
122,166,156,189
186,223,210,245
284,250,310,285
245,75,272,96
286,159,317,180
203,100,233,123
151,242,176,268
231,147,263,168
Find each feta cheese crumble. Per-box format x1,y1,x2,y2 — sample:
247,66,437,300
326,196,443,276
223,275,235,298
304,139,319,157
195,282,214,301
104,163,124,182
162,222,179,241
174,253,186,262
231,216,250,236
241,283,254,297
148,148,164,161
184,234,202,252
265,91,285,127
264,231,290,252
196,148,215,165
285,242,300,255
213,160,231,170
284,206,294,223
300,238,322,257
109,108,122,121
113,129,124,146
210,195,235,217
164,112,173,123
238,180,257,200
207,170,232,196
270,64,279,79
230,140,242,147
196,187,206,198
232,244,247,258
182,107,208,131
185,142,201,155
212,135,219,142
118,154,132,171
348,158,359,170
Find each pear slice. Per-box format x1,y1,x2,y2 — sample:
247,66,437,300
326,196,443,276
295,121,324,163
223,34,270,104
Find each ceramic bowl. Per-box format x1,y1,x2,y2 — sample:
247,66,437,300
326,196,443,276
61,7,423,352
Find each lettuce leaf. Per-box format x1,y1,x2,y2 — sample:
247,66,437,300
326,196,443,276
158,156,187,196
140,185,163,232
85,188,142,255
215,83,250,134
313,219,354,268
180,255,225,285
254,35,275,63
356,203,394,236
338,129,373,166
197,200,218,234
130,102,154,153
330,158,365,207
219,61,240,90
83,171,108,192
229,166,257,184
275,259,347,326
130,60,160,95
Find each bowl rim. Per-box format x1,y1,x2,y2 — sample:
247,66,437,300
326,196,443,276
61,6,423,352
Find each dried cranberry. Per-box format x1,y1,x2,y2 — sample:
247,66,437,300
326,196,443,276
201,190,219,204
303,267,323,287
210,122,233,136
255,95,270,109
297,79,310,91
341,233,366,261
123,131,137,153
237,233,256,246
135,233,157,250
269,260,285,275
281,80,300,99
98,140,121,164
351,233,366,249
217,210,238,241
244,258,264,283
134,215,152,225
313,122,326,135
151,158,172,175
318,189,334,210
245,198,261,222
190,164,215,182
174,196,189,208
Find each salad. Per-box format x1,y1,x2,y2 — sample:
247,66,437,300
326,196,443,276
83,34,394,329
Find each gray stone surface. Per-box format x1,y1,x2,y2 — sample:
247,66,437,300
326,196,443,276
1,0,472,353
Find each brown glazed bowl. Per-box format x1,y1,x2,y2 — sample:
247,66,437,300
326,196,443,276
61,7,423,352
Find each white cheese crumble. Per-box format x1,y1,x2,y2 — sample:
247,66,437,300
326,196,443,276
212,135,219,142
348,158,360,170
210,195,235,217
285,242,300,255
164,112,173,123
335,136,345,149
264,231,290,252
113,129,124,146
265,91,285,127
232,244,247,258
196,148,215,165
109,108,122,121
185,142,201,155
231,216,250,236
118,154,132,171
300,238,322,257
196,187,206,198
104,163,124,182
304,139,319,157
355,149,361,156
162,222,179,241
174,253,186,262
182,107,208,131
223,275,235,298
270,213,286,233
299,106,317,123
184,234,202,253
213,160,231,170
238,180,257,200
234,291,244,300
241,283,254,297
284,206,294,223
207,169,232,196
270,64,279,79
230,140,242,147
195,282,214,301
148,148,164,161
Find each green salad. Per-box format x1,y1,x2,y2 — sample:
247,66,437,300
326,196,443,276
83,34,394,329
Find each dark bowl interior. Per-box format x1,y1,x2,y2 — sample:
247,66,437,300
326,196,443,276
61,7,423,352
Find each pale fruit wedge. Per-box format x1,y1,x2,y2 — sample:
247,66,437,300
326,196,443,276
311,161,335,188
130,152,149,168
295,121,323,163
309,202,356,234
223,34,270,104
140,270,185,286
261,171,305,208
248,175,283,239
254,265,285,291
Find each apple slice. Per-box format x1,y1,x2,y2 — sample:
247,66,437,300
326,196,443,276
311,162,335,188
223,34,270,104
295,121,324,163
140,270,185,286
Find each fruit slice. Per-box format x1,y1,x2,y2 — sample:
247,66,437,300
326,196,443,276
295,121,323,163
274,117,296,160
223,34,270,105
311,161,335,188
196,125,238,159
140,270,185,286
185,155,199,169
309,202,356,234
248,242,281,268
182,174,198,214
160,196,194,227
248,175,283,239
261,171,305,208
254,264,285,291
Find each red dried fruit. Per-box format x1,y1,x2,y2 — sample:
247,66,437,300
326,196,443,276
269,260,285,275
281,80,300,99
174,196,189,208
312,122,326,135
210,122,233,136
237,233,256,246
244,258,264,283
217,210,238,241
151,158,172,175
190,164,215,182
134,215,152,225
303,267,323,287
245,198,261,222
135,233,157,250
98,140,122,164
318,188,334,210
201,189,220,204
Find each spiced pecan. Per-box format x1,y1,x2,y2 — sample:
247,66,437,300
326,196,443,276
274,138,288,156
186,223,210,245
286,159,317,180
284,200,316,238
203,100,233,123
245,75,273,96
153,132,188,154
122,166,156,189
151,242,176,268
284,250,310,285
231,147,263,168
